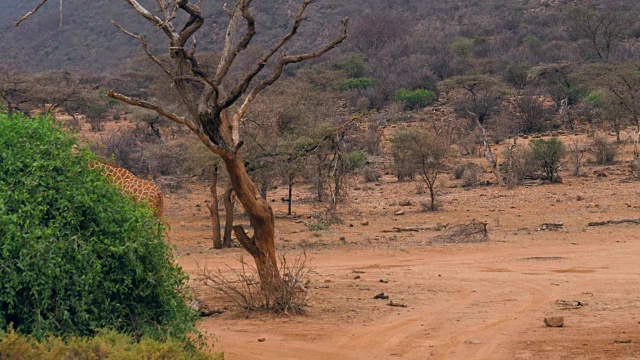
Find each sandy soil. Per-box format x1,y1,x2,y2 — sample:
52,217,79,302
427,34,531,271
167,157,640,360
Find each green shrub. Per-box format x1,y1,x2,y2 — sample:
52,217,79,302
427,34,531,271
394,89,437,110
344,150,367,171
529,138,566,182
333,54,368,78
0,112,198,341
337,78,375,91
0,328,221,360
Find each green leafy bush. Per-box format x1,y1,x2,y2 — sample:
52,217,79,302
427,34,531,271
394,89,437,110
337,77,375,91
0,112,197,341
344,150,368,171
0,328,221,360
529,138,566,182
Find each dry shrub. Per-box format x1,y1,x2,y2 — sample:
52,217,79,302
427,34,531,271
362,165,381,182
454,162,483,187
433,220,488,244
501,145,536,187
589,135,618,165
199,252,312,315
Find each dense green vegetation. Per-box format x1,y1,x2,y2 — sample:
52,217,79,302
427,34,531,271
0,328,221,360
0,112,198,341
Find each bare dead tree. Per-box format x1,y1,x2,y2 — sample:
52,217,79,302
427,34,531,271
205,164,223,249
223,187,235,248
17,0,347,302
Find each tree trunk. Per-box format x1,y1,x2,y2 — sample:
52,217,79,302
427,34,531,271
206,165,222,249
316,157,324,202
223,155,282,301
476,118,504,186
287,174,294,216
223,187,235,248
428,184,436,211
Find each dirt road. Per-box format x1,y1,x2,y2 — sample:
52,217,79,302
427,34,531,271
181,225,640,359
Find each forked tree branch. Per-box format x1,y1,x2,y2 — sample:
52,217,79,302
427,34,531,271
220,0,317,108
231,17,349,137
111,21,173,76
16,0,50,27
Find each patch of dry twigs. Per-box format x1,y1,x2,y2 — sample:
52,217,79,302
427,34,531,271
198,252,312,315
432,219,489,244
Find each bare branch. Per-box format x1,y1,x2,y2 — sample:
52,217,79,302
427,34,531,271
215,0,256,83
231,17,349,126
108,90,192,129
111,21,173,76
220,0,318,108
122,0,178,41
16,0,50,27
174,0,204,47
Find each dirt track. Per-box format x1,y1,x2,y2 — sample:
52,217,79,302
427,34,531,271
178,232,640,359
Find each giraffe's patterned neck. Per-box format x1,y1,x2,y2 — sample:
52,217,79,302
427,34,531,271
89,160,164,217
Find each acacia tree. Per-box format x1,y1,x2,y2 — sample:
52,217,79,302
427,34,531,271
567,6,628,62
441,75,510,186
391,129,448,211
577,63,640,131
18,0,348,304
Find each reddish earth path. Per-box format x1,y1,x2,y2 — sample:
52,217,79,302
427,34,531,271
180,226,640,359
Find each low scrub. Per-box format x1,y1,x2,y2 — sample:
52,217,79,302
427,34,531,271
0,328,221,360
588,135,618,165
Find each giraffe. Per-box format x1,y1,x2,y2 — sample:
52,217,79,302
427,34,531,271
88,160,164,218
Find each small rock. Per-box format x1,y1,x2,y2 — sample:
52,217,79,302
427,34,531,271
576,195,585,201
339,236,346,243
544,316,564,327
379,279,388,283
258,338,266,342
399,199,413,206
374,292,389,300
354,275,361,280
464,339,482,345
394,210,405,216
361,219,369,226
388,301,407,308
324,279,332,283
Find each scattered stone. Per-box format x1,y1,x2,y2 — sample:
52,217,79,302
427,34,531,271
394,210,405,216
339,236,346,244
353,275,361,280
373,292,390,300
379,279,388,283
361,219,370,226
594,170,608,178
544,316,564,327
353,270,366,274
399,199,413,206
258,338,266,342
538,222,564,231
388,301,407,308
556,300,586,309
576,195,585,201
464,340,482,345
324,279,332,283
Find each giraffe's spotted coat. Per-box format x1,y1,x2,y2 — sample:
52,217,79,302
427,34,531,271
89,161,164,217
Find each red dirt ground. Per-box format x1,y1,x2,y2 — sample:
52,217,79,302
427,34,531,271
168,153,640,359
